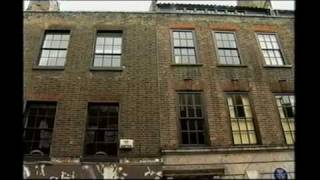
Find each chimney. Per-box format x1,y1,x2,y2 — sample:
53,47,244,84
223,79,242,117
26,0,60,11
149,0,158,12
237,0,272,9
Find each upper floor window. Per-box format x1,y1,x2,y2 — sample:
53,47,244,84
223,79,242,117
178,93,206,145
84,103,119,159
172,31,197,64
39,30,70,67
226,94,258,145
257,33,285,66
214,32,241,65
275,95,295,144
23,102,56,157
93,31,122,68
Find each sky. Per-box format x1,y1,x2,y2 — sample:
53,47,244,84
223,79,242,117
23,0,295,11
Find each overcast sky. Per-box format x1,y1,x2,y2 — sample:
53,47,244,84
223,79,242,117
23,0,295,11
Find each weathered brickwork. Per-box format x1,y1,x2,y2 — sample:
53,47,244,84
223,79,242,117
24,10,294,162
24,12,160,158
156,13,294,149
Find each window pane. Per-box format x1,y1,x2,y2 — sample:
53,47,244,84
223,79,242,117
114,37,122,45
182,132,189,144
59,41,69,49
195,106,202,117
173,32,179,39
239,122,247,131
47,58,57,66
51,41,60,48
236,106,245,117
241,132,249,144
96,37,104,45
186,32,193,39
105,37,113,45
246,122,254,130
187,106,195,117
187,40,194,47
248,132,257,144
231,122,239,131
189,120,196,130
94,55,103,67
188,49,195,56
285,133,293,144
103,56,112,67
189,56,196,64
181,49,188,55
112,56,121,67
190,133,197,144
56,58,65,66
233,132,241,144
58,50,67,58
229,106,236,118
181,120,187,130
180,40,187,46
104,45,112,54
180,106,187,118
175,56,181,64
49,50,58,58
174,40,180,47
39,58,48,66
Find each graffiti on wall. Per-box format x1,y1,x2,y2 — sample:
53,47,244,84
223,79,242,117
23,163,162,179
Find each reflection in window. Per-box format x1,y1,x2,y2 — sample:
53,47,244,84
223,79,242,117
93,32,122,68
23,102,56,156
39,31,70,67
84,103,119,157
275,95,295,144
257,33,285,65
173,31,197,64
178,93,206,145
214,32,241,65
226,94,257,145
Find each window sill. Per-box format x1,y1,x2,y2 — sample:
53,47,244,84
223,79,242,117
263,65,293,68
216,64,248,68
162,145,294,154
81,156,119,162
171,64,203,67
23,155,51,162
90,67,124,71
32,66,65,70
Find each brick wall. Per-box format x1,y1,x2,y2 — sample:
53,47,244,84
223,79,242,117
24,11,294,159
156,14,294,149
24,12,160,158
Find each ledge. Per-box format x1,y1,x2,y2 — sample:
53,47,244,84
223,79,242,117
32,66,65,70
216,64,248,68
23,156,51,162
81,156,119,162
90,67,124,71
162,145,294,154
263,65,293,68
171,64,203,67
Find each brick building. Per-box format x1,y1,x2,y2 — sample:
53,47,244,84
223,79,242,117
23,0,294,179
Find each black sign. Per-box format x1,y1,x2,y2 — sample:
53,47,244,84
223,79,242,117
273,168,288,180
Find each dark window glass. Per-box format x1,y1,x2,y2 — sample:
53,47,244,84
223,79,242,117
23,102,57,157
179,93,206,145
84,103,119,157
